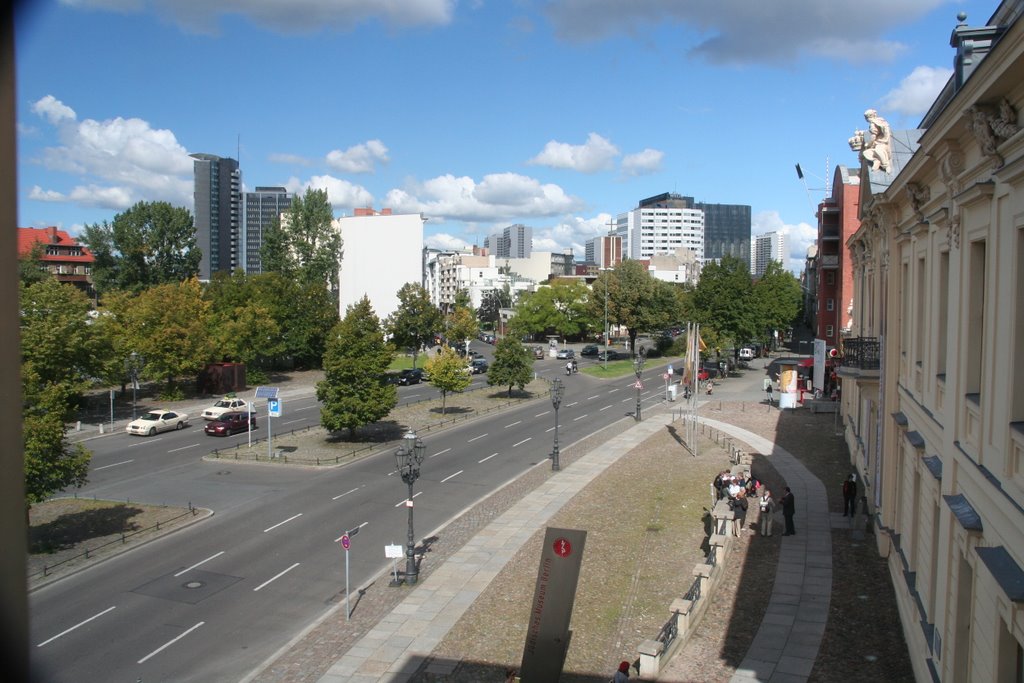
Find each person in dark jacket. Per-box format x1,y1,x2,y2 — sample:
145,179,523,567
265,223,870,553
781,487,796,536
842,474,857,516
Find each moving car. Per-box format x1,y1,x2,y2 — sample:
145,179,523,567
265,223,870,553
397,368,424,385
126,410,189,436
738,347,755,361
597,350,625,361
202,396,250,420
556,349,575,360
204,411,257,436
580,344,599,357
532,346,545,359
470,358,489,374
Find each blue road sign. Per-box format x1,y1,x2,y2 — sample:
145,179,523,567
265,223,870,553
268,397,281,417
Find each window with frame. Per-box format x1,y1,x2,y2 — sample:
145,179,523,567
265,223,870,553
827,298,835,311
826,271,835,285
826,325,834,338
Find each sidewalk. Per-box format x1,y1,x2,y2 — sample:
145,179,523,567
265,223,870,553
312,404,838,683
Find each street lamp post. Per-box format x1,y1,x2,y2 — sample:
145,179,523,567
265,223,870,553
549,379,564,471
633,353,646,422
394,430,426,585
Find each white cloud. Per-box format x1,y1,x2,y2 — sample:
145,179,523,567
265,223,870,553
28,95,193,211
544,0,944,65
528,133,618,173
880,65,953,116
753,209,815,275
269,152,312,166
621,148,664,176
284,174,375,211
325,139,390,174
424,232,471,250
62,0,455,33
383,172,584,222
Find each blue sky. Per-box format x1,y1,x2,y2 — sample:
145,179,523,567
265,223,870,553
15,0,996,273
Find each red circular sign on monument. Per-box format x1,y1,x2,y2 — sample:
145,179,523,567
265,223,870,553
553,537,572,558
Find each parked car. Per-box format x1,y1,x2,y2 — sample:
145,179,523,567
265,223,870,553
580,344,599,357
202,396,250,420
532,346,545,359
204,411,256,436
556,349,575,360
738,347,755,362
470,358,489,374
397,368,424,385
597,350,624,361
126,410,189,436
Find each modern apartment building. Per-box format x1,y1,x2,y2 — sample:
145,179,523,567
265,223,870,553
616,193,704,262
242,186,292,274
751,230,787,277
584,232,623,269
336,209,424,322
839,4,1024,680
699,201,752,268
191,153,241,280
484,223,533,258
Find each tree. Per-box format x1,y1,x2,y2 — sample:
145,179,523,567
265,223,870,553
244,273,339,369
18,241,49,286
104,279,212,395
752,262,802,347
508,288,561,340
317,297,396,438
596,260,658,356
478,285,512,329
386,283,443,369
204,271,286,369
487,335,533,397
692,256,759,347
81,201,200,294
23,382,90,508
260,188,341,297
424,346,472,415
445,305,480,352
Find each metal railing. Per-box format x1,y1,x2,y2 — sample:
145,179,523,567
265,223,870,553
683,574,702,602
655,611,679,649
841,337,881,370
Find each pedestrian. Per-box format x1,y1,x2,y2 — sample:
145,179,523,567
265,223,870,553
758,488,774,536
781,486,796,536
613,660,631,682
842,474,857,516
731,491,748,536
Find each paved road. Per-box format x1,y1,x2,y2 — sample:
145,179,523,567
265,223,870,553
32,348,698,682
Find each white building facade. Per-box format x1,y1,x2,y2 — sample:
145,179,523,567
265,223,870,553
336,211,424,322
617,202,704,262
751,230,787,276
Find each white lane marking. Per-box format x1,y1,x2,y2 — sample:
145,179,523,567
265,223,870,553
512,437,532,447
93,459,133,471
429,448,451,459
405,393,422,399
263,513,303,533
600,405,613,411
37,606,116,647
545,427,555,433
573,414,589,421
394,492,423,507
128,438,163,447
608,388,620,393
137,621,205,663
534,410,550,418
168,444,198,453
174,551,225,577
587,395,600,400
565,401,579,407
440,470,463,483
332,487,360,501
622,398,632,403
253,563,300,593
478,453,498,463
282,418,304,425
467,433,488,443
504,421,522,428
294,405,315,411
334,521,369,542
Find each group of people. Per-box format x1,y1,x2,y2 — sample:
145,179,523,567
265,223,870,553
713,470,796,536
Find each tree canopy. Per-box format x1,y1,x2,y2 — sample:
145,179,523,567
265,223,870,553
589,260,684,354
386,283,443,368
692,256,760,347
260,188,341,297
317,296,397,438
81,200,200,295
487,336,533,397
424,346,472,414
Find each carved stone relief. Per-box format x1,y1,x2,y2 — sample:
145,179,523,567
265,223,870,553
907,182,931,223
965,98,1020,170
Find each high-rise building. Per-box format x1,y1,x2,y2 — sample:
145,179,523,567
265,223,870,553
751,231,787,277
617,193,704,262
584,233,622,269
484,224,533,258
191,153,241,280
242,187,292,274
698,201,751,268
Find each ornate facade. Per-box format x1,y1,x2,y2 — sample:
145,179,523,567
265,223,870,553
841,5,1024,681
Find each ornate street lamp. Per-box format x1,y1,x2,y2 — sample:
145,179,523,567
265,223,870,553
633,352,646,422
124,352,144,420
549,378,564,471
394,430,426,585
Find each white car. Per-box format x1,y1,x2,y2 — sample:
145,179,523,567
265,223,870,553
126,410,189,436
202,397,250,420
739,347,755,361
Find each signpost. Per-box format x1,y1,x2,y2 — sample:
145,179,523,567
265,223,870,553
255,387,280,459
338,526,360,620
385,544,404,586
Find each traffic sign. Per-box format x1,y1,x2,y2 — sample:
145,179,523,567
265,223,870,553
268,397,281,417
662,373,669,380
633,380,643,390
341,534,350,550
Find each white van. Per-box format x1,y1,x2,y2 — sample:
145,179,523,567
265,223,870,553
738,347,755,361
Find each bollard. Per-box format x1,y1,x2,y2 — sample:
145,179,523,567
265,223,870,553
98,423,104,434
76,420,82,431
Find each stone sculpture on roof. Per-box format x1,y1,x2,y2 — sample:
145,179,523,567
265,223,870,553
848,109,893,173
